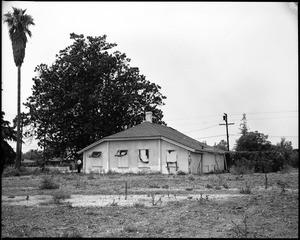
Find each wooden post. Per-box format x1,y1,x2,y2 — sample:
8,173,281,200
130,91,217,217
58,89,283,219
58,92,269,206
125,181,127,200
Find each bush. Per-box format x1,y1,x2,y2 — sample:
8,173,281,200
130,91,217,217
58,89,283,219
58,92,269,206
52,189,71,203
40,175,59,189
187,174,195,181
230,157,254,175
280,164,293,174
133,202,145,208
205,184,213,189
148,183,160,188
106,170,119,175
240,183,251,194
290,151,298,168
177,170,187,175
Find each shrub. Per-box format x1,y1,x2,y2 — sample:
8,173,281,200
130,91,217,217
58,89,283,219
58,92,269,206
133,202,145,208
240,183,251,194
148,183,160,188
215,186,221,190
161,184,169,189
290,151,298,168
187,174,195,181
205,184,213,189
40,175,59,189
177,170,187,175
106,170,119,175
223,183,229,189
280,164,293,174
52,189,71,203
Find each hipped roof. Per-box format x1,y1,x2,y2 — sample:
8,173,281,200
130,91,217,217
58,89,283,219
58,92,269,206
77,121,225,154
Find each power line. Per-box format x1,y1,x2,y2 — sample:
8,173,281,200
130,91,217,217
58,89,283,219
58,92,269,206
184,124,219,133
165,110,298,122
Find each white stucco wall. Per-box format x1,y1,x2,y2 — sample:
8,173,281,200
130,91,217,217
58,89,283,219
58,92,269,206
202,152,225,173
83,142,108,174
108,139,159,173
160,140,190,174
82,138,225,174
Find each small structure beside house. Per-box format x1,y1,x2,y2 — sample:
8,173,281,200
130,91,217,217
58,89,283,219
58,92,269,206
77,112,226,174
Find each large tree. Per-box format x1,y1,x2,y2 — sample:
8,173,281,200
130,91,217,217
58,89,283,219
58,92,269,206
3,7,35,170
235,131,272,152
25,33,166,159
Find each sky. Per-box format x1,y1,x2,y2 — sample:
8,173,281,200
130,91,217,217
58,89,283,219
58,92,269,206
1,1,298,153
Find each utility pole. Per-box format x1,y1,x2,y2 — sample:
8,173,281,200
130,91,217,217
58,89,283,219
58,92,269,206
219,113,234,151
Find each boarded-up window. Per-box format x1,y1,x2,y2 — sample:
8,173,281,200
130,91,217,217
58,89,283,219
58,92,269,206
115,150,129,168
88,151,101,158
167,150,177,163
166,150,178,172
139,149,149,164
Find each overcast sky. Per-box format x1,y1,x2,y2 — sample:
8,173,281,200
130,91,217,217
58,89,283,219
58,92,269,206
2,1,298,152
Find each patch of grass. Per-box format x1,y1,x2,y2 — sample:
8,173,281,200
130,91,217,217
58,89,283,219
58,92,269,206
40,175,59,189
240,183,252,194
148,183,160,188
132,202,146,208
177,170,187,175
52,189,71,203
187,174,195,181
106,170,119,175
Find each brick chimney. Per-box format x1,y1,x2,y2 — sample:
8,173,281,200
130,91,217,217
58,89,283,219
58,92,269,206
145,111,153,123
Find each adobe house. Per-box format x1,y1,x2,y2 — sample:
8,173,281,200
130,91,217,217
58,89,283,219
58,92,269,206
77,112,226,174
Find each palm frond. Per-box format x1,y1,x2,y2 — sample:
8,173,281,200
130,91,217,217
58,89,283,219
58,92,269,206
3,7,35,66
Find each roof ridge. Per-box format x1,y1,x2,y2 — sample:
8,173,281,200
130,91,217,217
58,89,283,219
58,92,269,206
151,122,205,146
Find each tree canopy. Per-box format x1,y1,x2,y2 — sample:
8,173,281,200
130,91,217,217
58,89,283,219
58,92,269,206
235,131,272,152
214,139,227,151
3,7,35,67
25,33,166,159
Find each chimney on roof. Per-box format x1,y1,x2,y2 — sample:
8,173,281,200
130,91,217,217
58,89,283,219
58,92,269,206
145,111,153,123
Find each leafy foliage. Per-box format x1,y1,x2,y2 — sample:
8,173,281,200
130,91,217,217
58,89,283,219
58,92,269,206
1,112,17,168
214,139,228,151
39,175,59,189
235,131,272,152
2,7,35,67
25,33,166,159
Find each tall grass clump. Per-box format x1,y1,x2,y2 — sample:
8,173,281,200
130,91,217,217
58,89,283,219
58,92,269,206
177,170,187,175
52,189,71,203
40,175,59,189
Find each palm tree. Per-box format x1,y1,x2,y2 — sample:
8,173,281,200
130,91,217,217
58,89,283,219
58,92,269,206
3,7,35,170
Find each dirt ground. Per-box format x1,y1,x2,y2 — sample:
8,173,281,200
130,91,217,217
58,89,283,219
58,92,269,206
1,169,298,238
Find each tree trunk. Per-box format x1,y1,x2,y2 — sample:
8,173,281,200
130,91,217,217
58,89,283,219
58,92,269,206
15,66,22,170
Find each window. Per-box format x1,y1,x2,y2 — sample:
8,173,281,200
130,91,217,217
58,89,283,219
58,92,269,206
139,149,149,164
88,151,101,158
115,150,129,168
